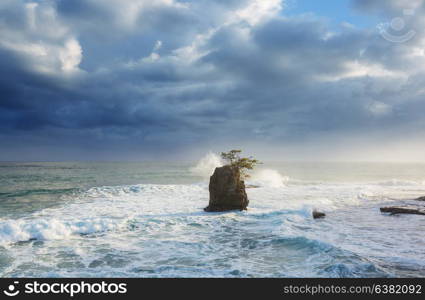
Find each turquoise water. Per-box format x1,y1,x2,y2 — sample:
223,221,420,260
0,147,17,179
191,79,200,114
1,160,425,277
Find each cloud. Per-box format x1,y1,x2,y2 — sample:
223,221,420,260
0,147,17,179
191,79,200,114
352,0,424,15
0,0,83,75
1,0,425,161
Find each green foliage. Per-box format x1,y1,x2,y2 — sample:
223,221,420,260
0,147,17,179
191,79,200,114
220,149,261,179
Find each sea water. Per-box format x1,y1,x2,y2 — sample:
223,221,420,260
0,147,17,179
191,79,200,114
1,158,425,278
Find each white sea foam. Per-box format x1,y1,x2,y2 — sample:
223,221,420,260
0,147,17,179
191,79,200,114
2,178,425,247
0,184,208,246
0,218,124,245
2,177,425,277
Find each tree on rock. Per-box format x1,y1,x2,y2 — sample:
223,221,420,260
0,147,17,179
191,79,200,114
221,150,261,180
205,150,261,212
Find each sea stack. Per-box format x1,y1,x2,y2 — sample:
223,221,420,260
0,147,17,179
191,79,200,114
204,165,249,212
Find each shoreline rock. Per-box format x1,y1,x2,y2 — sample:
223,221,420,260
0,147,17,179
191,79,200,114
416,196,425,201
380,206,425,216
204,165,249,212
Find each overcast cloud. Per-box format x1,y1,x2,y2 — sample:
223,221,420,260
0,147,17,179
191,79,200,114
1,0,425,161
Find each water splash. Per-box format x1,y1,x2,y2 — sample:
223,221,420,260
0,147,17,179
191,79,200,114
190,152,223,178
249,169,289,188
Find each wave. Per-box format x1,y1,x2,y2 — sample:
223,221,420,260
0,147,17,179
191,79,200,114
0,183,208,245
1,178,423,246
0,217,127,245
1,178,424,277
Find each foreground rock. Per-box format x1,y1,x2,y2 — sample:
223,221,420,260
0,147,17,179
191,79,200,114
312,210,326,219
380,206,425,216
204,165,248,212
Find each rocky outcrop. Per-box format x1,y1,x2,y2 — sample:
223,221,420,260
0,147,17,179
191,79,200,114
312,210,326,219
381,196,425,216
380,206,425,216
204,165,248,212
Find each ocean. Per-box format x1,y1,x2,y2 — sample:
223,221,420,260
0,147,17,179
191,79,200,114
1,156,425,278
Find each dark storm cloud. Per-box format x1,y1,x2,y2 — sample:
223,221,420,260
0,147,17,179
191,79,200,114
1,0,425,160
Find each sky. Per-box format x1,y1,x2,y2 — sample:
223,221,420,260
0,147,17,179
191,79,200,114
285,0,378,27
1,0,425,162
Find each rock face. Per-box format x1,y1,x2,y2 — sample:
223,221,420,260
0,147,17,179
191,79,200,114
380,206,425,216
204,165,248,212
